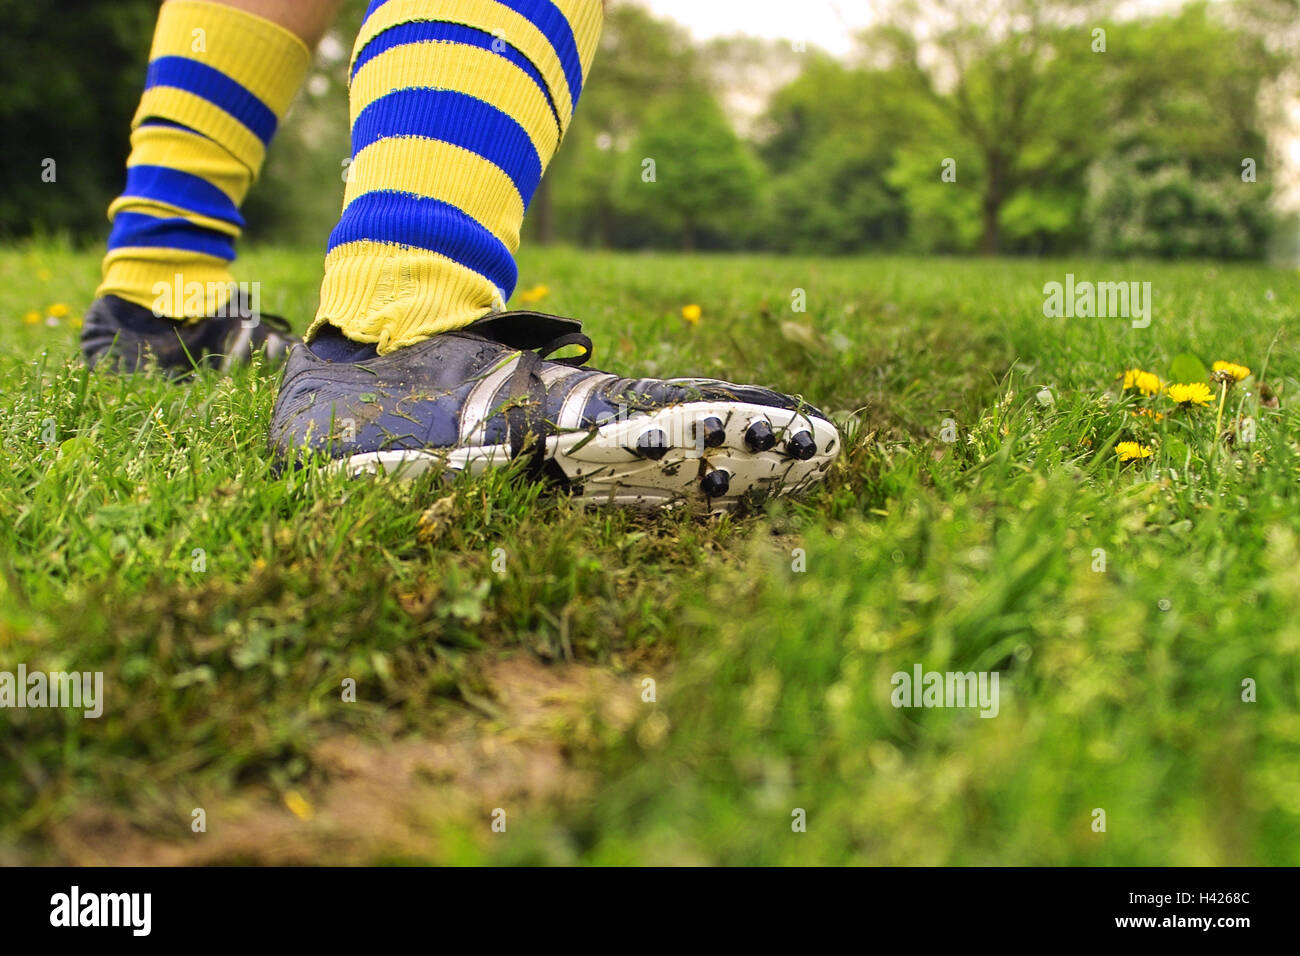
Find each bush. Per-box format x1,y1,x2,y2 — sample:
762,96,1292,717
1086,145,1274,260
764,134,907,254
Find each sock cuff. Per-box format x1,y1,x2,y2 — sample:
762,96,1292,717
134,0,312,176
312,243,503,353
99,250,235,319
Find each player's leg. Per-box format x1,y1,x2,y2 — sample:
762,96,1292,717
306,0,605,349
210,0,342,48
270,0,839,512
82,0,342,374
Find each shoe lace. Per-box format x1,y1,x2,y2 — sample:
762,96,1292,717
504,331,594,467
533,331,593,367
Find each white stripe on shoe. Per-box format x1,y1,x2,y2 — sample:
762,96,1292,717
540,364,585,389
220,325,255,372
459,353,521,447
557,372,617,431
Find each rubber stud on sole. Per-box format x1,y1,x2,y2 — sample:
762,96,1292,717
636,429,669,460
744,420,776,452
696,416,726,448
701,469,731,497
787,430,817,460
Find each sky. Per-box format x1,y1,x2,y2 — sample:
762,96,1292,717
631,0,1195,57
632,0,872,56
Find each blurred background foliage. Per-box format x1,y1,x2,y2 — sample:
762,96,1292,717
1,0,1296,259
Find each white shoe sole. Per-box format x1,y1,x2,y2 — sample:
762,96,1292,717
334,401,840,514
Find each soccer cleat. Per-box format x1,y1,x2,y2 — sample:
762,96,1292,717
80,293,296,376
269,311,840,513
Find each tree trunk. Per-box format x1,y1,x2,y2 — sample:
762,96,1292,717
532,178,553,245
981,156,1004,256
980,184,1004,255
980,197,1000,255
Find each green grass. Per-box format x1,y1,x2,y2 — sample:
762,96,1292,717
2,241,1298,864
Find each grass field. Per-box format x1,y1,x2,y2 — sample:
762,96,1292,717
1,241,1298,865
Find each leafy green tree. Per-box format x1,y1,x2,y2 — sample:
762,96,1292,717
617,93,761,250
764,134,907,253
755,58,910,252
535,2,701,246
0,0,157,239
760,56,903,173
871,0,1110,254
1084,3,1280,258
1087,149,1273,259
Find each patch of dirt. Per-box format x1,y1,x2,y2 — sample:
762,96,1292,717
43,655,642,865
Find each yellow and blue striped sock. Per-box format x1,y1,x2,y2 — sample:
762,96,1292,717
309,0,604,353
98,0,310,320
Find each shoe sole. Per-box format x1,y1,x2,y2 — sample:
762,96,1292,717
334,401,839,514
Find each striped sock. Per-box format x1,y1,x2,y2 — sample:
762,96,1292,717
98,1,311,320
309,0,604,353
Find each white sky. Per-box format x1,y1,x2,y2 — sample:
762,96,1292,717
631,0,872,56
631,0,1195,57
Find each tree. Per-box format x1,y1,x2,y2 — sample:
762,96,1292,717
535,2,702,247
0,0,157,238
758,59,912,252
618,93,761,250
1084,3,1281,258
870,0,1111,254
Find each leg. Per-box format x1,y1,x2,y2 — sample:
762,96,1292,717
308,0,606,351
202,0,343,49
83,0,341,374
271,0,839,512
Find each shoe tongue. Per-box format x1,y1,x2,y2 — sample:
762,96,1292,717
462,310,583,351
308,326,380,363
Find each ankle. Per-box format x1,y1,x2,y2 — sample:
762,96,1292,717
307,325,380,363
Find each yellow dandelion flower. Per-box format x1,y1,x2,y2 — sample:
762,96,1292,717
1121,368,1163,396
518,284,549,304
23,310,41,325
283,789,315,821
1129,408,1164,422
47,303,70,318
1115,441,1154,462
681,303,702,325
1166,382,1213,407
1211,360,1250,383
